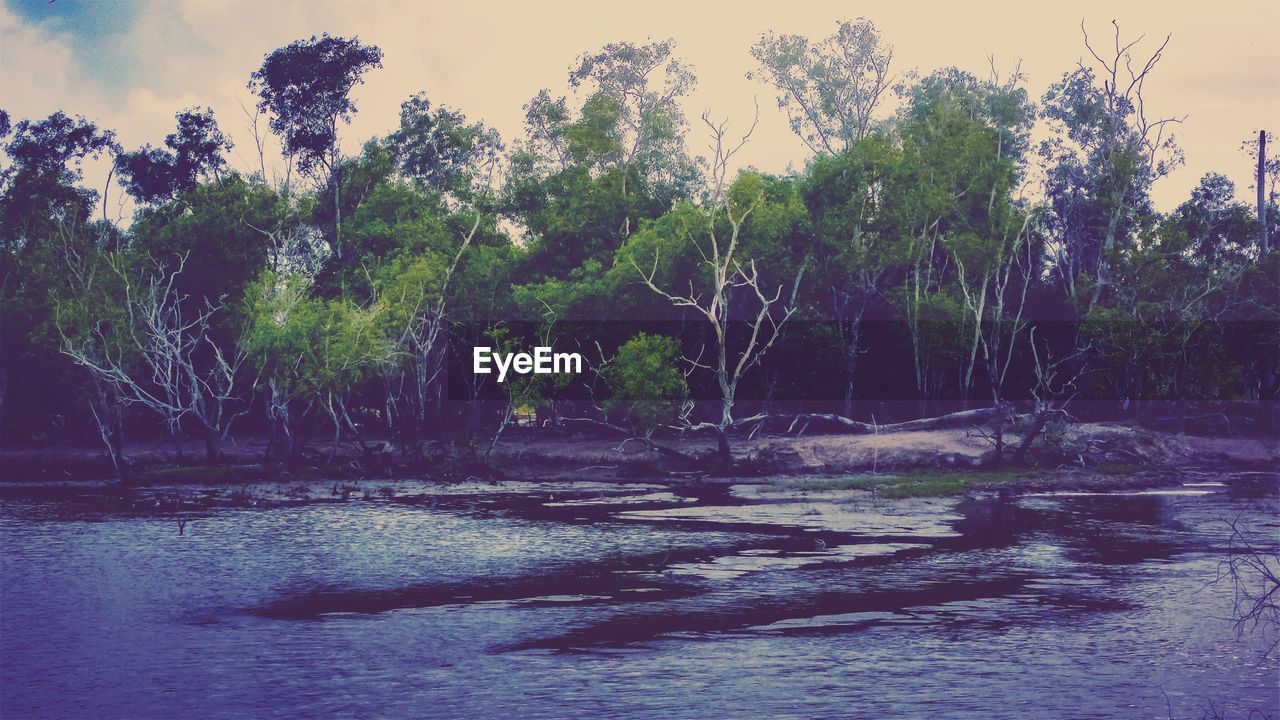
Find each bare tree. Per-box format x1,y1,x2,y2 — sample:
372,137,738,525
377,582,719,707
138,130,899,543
51,221,127,472
634,107,805,465
1260,130,1270,255
1218,516,1280,660
59,253,254,463
1013,327,1092,461
1054,20,1186,310
1243,129,1278,255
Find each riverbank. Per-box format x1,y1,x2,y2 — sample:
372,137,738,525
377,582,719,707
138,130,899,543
3,421,1276,509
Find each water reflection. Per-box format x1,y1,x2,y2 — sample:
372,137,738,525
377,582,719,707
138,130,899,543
1,478,1276,719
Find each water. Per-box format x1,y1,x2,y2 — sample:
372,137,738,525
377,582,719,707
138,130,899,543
1,477,1277,719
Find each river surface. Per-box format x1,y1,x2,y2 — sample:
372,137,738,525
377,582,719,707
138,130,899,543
1,475,1277,719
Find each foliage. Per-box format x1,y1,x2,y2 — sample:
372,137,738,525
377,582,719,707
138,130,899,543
390,92,503,195
603,333,687,438
115,108,232,203
248,34,384,177
2,18,1276,453
749,18,895,154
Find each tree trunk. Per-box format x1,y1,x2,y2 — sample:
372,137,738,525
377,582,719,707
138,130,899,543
733,404,1012,435
333,158,343,259
841,313,863,419
204,428,221,465
1013,409,1054,461
1260,130,1270,256
715,427,732,467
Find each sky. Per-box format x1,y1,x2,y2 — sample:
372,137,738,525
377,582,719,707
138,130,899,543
2,0,1278,214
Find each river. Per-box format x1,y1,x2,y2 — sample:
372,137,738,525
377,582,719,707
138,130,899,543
1,475,1277,718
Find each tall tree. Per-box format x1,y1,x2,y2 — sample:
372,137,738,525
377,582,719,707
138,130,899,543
115,108,232,204
749,18,895,155
1041,21,1183,313
1,112,117,434
249,34,383,256
802,135,905,417
568,38,697,195
389,92,503,196
1242,129,1278,256
631,113,806,464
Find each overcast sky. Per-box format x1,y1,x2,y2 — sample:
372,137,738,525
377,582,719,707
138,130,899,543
3,0,1277,212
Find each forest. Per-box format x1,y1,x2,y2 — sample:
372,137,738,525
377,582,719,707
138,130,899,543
2,19,1277,469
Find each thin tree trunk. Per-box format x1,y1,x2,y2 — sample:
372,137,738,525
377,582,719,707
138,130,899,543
204,427,221,465
1259,130,1269,256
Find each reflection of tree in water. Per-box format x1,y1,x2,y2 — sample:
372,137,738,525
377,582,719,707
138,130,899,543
1219,515,1280,660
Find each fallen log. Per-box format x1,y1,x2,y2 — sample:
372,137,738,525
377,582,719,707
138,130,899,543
560,416,630,436
729,403,1015,435
560,416,705,466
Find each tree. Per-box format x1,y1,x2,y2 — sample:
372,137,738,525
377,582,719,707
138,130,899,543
1170,173,1257,269
241,271,311,459
2,112,117,434
483,322,547,454
803,135,906,417
250,34,383,254
43,218,131,469
58,253,254,463
603,333,688,442
389,92,503,196
1242,130,1278,256
128,174,278,324
376,209,485,446
749,18,895,155
568,38,697,192
1041,21,1183,313
1,111,117,229
115,108,232,204
632,112,806,465
243,270,393,460
892,69,1033,413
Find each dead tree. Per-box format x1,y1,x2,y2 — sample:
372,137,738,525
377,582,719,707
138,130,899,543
1077,20,1185,310
635,105,805,466
1013,326,1090,461
1259,130,1270,255
1219,515,1280,659
59,252,254,463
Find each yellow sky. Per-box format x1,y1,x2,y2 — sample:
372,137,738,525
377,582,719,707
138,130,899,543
3,0,1278,210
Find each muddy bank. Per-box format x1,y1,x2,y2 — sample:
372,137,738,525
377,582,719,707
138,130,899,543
3,421,1277,484
2,422,1277,512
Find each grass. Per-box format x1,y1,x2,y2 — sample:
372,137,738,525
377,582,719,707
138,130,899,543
771,468,1034,498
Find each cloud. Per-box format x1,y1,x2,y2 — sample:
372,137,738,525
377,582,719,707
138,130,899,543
3,0,1278,214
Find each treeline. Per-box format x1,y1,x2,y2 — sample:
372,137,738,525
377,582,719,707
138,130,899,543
1,20,1277,465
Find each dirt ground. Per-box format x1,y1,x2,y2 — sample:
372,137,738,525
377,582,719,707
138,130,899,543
4,421,1275,485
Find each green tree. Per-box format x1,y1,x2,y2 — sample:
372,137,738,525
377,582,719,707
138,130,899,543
390,92,503,196
1040,22,1182,312
603,333,687,442
749,18,896,155
250,34,383,254
802,135,906,416
115,108,233,204
1,112,117,435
